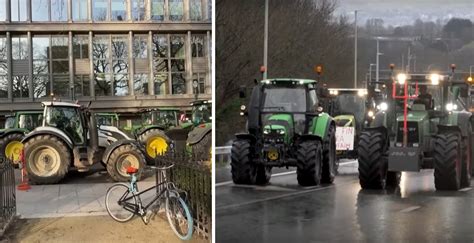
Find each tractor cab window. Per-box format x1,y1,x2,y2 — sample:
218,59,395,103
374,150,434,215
155,111,178,127
192,105,211,125
4,116,15,129
262,86,307,113
334,93,366,126
409,84,442,111
97,115,114,126
45,106,85,144
308,86,318,111
18,113,43,131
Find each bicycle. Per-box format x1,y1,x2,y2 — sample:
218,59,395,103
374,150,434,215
105,164,193,240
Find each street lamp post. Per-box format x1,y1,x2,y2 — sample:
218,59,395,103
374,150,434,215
354,10,359,88
376,38,383,83
369,63,376,84
263,0,269,80
470,65,474,77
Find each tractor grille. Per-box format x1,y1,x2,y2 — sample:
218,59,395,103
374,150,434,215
396,121,419,145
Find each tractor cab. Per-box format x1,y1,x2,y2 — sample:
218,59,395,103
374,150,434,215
142,108,180,129
4,116,15,129
96,113,119,127
190,100,212,127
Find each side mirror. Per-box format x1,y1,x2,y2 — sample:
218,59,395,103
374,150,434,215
239,86,246,98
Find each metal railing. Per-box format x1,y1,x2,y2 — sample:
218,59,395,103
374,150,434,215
215,146,231,164
155,152,212,240
0,157,16,237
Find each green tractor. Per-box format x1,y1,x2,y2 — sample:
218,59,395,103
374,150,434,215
22,101,147,184
358,65,474,190
0,111,43,164
232,79,337,186
122,108,180,160
96,113,119,127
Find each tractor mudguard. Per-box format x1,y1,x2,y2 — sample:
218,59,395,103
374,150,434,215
442,111,472,137
136,125,165,137
22,127,74,149
235,133,257,143
187,124,211,145
299,134,323,142
309,113,334,141
102,139,142,164
1,128,28,138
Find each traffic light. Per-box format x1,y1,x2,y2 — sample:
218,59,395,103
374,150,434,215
314,65,323,75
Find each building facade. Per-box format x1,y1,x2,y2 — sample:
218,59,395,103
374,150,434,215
0,0,212,117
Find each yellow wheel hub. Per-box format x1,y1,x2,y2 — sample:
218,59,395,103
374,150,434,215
146,137,168,158
267,150,279,161
5,141,23,164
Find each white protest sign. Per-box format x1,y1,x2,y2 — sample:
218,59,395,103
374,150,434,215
336,126,354,151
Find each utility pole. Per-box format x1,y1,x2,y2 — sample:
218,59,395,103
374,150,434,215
376,38,380,83
263,0,269,80
406,47,411,73
354,10,358,88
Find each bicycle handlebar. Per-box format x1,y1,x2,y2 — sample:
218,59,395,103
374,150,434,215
148,164,174,170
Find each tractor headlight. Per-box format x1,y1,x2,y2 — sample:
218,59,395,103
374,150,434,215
240,105,246,111
329,90,339,96
430,74,441,85
358,90,367,97
379,102,388,111
446,103,457,111
368,110,374,118
397,73,407,85
279,129,285,135
263,129,270,134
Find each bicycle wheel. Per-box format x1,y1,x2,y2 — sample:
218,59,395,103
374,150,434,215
166,192,193,240
105,183,136,222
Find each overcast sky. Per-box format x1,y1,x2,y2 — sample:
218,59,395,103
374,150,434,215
334,0,474,26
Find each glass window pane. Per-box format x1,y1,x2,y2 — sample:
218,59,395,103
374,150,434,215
0,0,6,21
170,36,185,58
0,61,6,74
171,73,185,94
52,61,69,73
73,36,89,59
53,75,70,97
12,36,28,60
13,75,29,98
190,0,202,21
111,0,127,21
191,35,205,57
95,74,112,96
151,0,165,21
0,76,7,98
73,0,89,21
33,60,49,74
11,0,27,21
93,36,109,59
154,73,167,95
93,0,108,21
154,59,168,72
169,0,183,21
32,0,49,21
74,75,90,97
152,35,168,58
0,37,6,60
208,0,212,20
51,36,69,59
112,36,128,58
133,36,147,58
33,75,49,98
114,74,129,96
171,59,185,72
33,36,49,59
132,0,146,21
51,0,68,21
113,60,128,73
134,74,148,95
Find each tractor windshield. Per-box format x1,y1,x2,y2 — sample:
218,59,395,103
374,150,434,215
334,94,366,126
4,116,15,129
45,106,84,144
18,113,43,131
262,86,307,113
97,115,117,126
192,104,211,125
155,111,178,128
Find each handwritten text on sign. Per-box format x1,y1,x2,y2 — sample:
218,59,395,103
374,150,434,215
336,127,354,150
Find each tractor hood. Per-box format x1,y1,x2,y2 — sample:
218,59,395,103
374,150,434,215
263,114,293,143
396,110,428,123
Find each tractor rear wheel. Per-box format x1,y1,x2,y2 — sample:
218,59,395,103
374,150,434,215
0,133,24,165
24,135,70,184
138,129,170,160
296,140,323,187
358,130,387,189
190,132,211,161
231,139,264,185
107,144,146,182
322,125,337,184
434,132,462,190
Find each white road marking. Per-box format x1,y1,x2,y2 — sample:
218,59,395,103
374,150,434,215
216,180,358,211
459,187,472,192
399,206,421,213
216,160,358,187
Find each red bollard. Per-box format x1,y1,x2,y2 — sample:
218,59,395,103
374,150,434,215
17,149,31,191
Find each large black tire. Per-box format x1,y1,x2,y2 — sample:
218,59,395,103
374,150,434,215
232,139,255,184
296,141,323,187
461,124,472,187
190,132,211,161
138,128,170,161
107,144,146,182
24,135,70,184
322,126,337,183
434,133,462,190
358,130,387,189
0,132,24,165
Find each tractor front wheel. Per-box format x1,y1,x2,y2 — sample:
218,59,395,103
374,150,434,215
0,133,24,165
231,139,270,185
434,132,462,190
358,130,387,189
138,129,170,160
107,144,146,182
24,135,70,184
296,140,323,187
190,132,211,161
322,125,337,184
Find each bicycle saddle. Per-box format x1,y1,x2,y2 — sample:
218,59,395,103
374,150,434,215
126,167,139,174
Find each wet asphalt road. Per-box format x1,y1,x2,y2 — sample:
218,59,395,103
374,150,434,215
216,161,474,242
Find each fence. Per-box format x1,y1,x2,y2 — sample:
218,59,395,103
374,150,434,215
155,152,212,240
0,157,16,237
215,146,231,164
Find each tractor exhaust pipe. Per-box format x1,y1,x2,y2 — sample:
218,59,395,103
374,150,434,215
89,112,99,150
